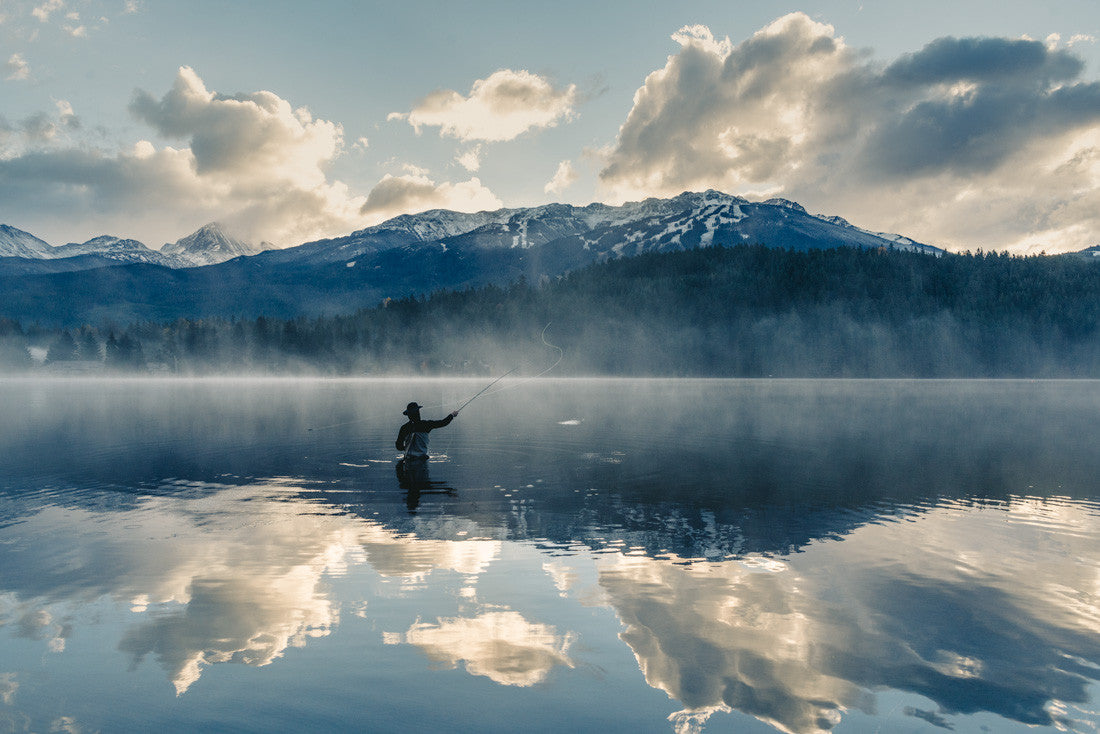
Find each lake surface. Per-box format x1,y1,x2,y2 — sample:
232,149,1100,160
0,378,1098,733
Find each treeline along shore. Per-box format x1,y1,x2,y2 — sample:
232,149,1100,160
3,244,1100,377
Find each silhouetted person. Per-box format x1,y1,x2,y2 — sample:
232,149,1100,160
395,402,457,461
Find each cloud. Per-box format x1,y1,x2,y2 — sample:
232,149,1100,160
32,0,64,23
881,36,1082,87
391,69,577,142
16,1,105,38
19,112,58,142
544,160,578,194
0,673,16,705
865,37,1094,177
599,16,851,198
598,14,1100,252
0,66,371,246
10,102,78,145
54,99,78,128
129,67,341,184
48,716,83,734
359,172,502,221
455,145,482,172
0,66,507,245
4,53,29,81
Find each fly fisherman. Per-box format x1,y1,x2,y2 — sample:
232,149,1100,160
396,402,457,461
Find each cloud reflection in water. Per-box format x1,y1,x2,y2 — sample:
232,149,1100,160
595,499,1100,733
0,484,1097,731
0,484,503,696
0,673,16,705
399,610,575,687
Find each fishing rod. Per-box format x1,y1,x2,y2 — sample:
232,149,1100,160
453,366,519,414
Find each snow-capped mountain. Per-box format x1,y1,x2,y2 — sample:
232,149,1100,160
48,236,189,267
447,190,942,262
1,228,197,267
161,223,263,267
252,208,511,266
0,190,950,326
2,190,940,274
0,225,53,259
266,190,941,268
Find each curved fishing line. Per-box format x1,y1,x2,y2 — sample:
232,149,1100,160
472,323,564,402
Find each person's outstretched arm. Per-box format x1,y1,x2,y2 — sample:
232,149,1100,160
424,412,457,429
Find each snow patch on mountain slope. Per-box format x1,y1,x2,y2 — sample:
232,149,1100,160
0,224,53,258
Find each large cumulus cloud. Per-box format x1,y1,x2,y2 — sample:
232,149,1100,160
129,67,343,184
0,67,368,245
599,14,1100,252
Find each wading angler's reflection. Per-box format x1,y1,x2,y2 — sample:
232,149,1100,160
395,458,455,513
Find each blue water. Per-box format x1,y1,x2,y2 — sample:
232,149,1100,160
0,378,1097,733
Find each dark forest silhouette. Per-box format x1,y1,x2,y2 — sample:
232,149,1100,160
5,245,1100,377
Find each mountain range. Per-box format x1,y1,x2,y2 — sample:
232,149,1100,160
1,190,956,327
0,223,261,269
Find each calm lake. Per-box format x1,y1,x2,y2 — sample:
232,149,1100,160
0,378,1098,733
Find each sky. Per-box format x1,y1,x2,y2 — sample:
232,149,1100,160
1,0,1099,253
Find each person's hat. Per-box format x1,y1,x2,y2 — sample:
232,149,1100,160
403,402,422,416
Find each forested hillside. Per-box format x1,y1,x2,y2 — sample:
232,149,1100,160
6,245,1100,377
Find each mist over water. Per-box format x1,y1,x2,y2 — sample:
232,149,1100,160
0,378,1098,733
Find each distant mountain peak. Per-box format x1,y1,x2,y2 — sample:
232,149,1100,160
0,224,53,259
161,222,262,267
72,235,150,250
47,234,188,267
762,198,807,213
821,215,854,228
